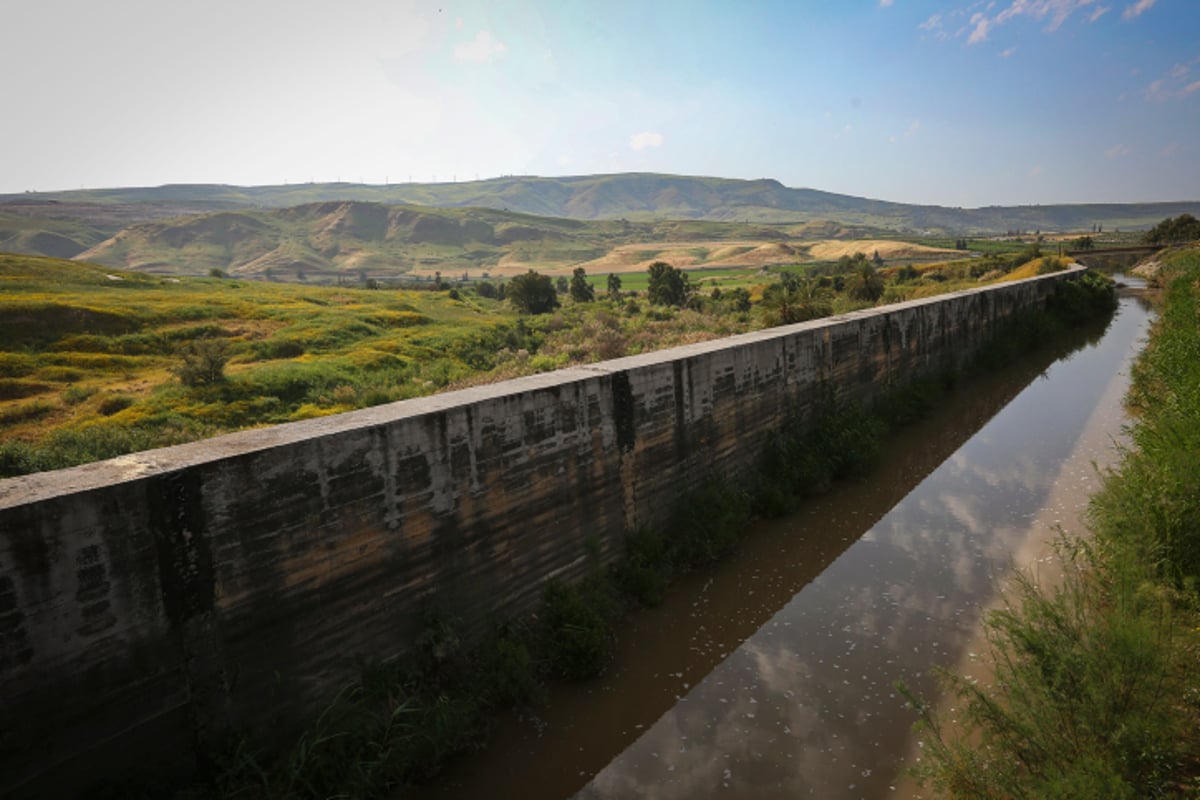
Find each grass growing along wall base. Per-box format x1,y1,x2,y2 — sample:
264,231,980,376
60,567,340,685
908,248,1200,799
93,272,1117,799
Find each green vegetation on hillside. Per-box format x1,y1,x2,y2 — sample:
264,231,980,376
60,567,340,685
7,173,1200,233
0,255,516,476
71,201,818,282
909,244,1200,799
127,267,1115,800
0,250,1082,479
1143,213,1200,245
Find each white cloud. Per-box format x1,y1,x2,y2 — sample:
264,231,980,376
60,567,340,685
1160,142,1180,157
906,119,922,136
1122,0,1156,20
1001,46,1017,57
1144,79,1168,101
879,0,895,6
919,13,943,30
629,131,664,151
1143,63,1200,101
1105,143,1130,159
954,1,1131,46
1029,165,1046,177
967,13,990,43
453,30,507,64
918,13,949,38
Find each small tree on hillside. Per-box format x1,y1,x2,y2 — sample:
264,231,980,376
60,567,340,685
173,338,230,387
647,261,691,307
507,270,559,314
569,267,596,302
760,277,830,326
607,273,622,300
845,263,885,303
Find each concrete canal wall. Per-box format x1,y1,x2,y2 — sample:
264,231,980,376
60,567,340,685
0,266,1084,795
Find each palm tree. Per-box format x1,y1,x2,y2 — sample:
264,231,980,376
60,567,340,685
760,277,831,326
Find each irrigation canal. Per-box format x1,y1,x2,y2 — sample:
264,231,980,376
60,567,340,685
416,277,1154,800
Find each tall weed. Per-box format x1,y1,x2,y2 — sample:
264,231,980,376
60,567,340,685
910,247,1200,798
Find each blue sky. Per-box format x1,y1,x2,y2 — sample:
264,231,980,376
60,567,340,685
2,0,1197,205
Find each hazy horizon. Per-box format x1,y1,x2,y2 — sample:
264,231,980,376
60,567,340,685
8,170,1200,212
4,0,1198,207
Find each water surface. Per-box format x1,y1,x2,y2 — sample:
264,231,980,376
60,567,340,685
422,285,1153,800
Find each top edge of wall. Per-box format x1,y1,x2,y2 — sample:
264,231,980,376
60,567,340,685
0,266,1086,508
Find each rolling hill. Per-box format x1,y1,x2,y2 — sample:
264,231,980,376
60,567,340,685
74,201,874,281
6,173,1198,276
7,173,1200,235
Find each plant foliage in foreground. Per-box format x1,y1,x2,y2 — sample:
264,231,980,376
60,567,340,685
67,267,1116,798
0,250,1077,478
907,246,1200,799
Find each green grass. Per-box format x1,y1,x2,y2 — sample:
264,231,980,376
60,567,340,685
0,254,514,476
908,246,1200,799
76,268,1117,799
0,252,1095,478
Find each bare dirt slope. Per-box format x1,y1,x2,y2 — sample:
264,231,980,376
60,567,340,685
493,238,959,277
498,240,806,276
806,239,958,260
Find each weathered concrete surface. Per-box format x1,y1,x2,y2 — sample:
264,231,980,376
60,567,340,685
0,267,1084,795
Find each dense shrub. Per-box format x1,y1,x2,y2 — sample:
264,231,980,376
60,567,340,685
173,338,230,387
1143,213,1200,245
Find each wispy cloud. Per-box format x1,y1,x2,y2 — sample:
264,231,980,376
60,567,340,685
453,30,507,64
888,120,921,143
918,12,942,30
629,131,663,151
967,13,991,43
1122,0,1156,20
1001,46,1018,57
1029,165,1046,177
951,0,1152,47
879,0,894,7
1144,79,1169,101
1105,143,1130,159
1144,61,1200,101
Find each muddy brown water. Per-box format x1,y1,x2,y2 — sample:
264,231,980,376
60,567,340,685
416,282,1154,800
